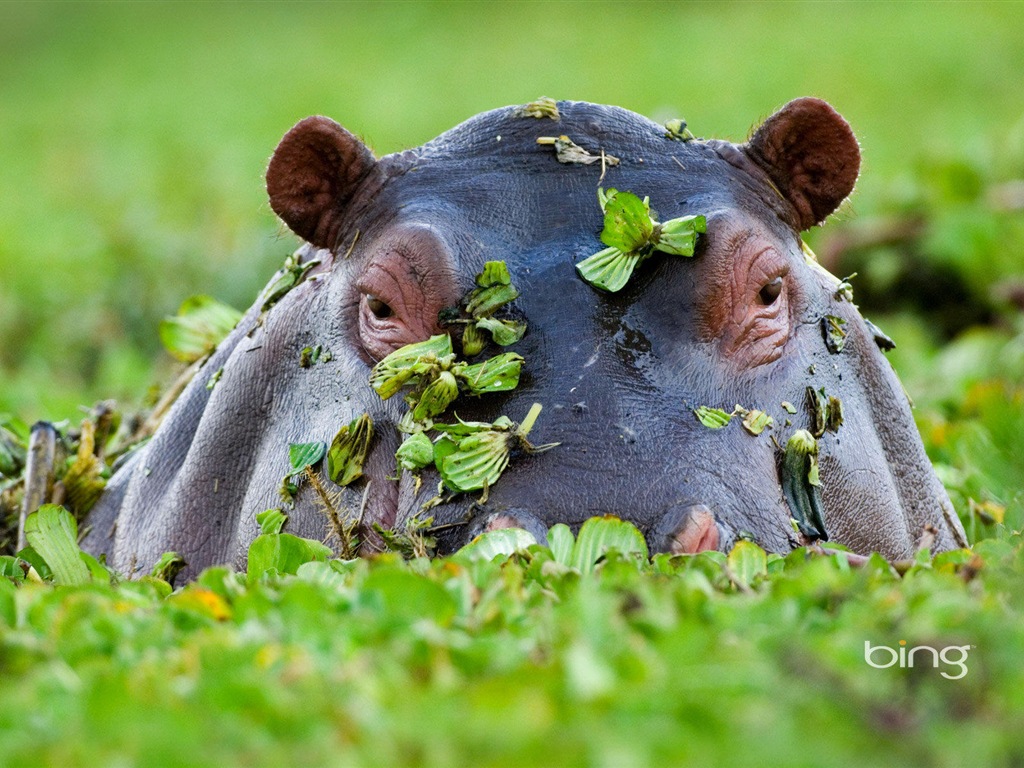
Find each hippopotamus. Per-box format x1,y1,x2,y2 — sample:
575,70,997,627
82,97,967,579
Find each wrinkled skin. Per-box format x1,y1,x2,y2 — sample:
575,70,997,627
83,99,967,579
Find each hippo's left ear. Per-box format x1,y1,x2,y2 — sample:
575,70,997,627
744,98,860,230
266,116,378,248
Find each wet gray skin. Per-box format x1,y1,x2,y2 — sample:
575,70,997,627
82,98,967,579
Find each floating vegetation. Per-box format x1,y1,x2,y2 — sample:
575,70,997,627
149,551,187,586
159,295,242,364
61,420,106,518
576,188,706,292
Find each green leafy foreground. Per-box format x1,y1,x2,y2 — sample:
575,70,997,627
2,511,1023,767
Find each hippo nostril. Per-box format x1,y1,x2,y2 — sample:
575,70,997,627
465,508,549,545
654,503,721,555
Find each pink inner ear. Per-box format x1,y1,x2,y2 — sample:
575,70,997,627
744,97,860,230
266,116,377,248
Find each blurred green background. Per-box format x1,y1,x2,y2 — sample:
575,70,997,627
2,2,1023,530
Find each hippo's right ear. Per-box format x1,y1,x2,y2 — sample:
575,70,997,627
743,98,860,230
266,116,377,248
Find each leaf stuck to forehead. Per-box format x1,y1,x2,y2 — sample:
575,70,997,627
536,135,620,166
515,97,560,121
600,192,655,253
657,214,707,256
205,367,223,390
695,406,733,429
299,345,328,368
327,414,374,487
575,247,642,293
460,323,486,357
434,405,555,493
438,430,513,492
577,188,707,293
449,260,527,354
411,371,461,422
822,315,848,354
781,401,797,415
825,396,844,433
256,508,288,535
807,387,827,437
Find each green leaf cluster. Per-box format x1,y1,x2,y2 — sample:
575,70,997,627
446,261,526,357
2,514,1023,768
370,334,524,433
576,189,707,292
401,403,557,493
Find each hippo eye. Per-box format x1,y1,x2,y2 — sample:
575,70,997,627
365,294,393,319
757,277,783,306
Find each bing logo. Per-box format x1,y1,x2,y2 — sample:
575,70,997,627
863,640,971,680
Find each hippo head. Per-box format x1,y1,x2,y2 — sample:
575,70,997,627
86,98,967,577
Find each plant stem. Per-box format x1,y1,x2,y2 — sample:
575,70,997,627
518,403,542,437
